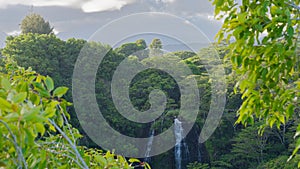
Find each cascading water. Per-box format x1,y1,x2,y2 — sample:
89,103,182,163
174,118,183,169
183,141,190,162
144,129,155,162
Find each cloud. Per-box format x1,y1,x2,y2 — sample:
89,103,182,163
0,0,81,9
82,0,135,13
0,0,220,42
53,28,60,35
156,0,175,3
0,0,135,13
191,13,219,22
6,30,21,36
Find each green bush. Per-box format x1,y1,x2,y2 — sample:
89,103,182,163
0,59,150,169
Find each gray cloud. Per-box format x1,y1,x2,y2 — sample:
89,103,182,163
0,0,82,9
81,0,136,13
0,0,221,49
0,0,137,13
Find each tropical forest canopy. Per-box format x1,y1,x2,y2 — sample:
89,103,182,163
0,0,299,168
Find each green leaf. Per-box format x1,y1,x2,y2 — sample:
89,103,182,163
23,106,46,122
129,158,140,163
4,112,19,122
277,114,285,124
44,76,54,92
12,92,27,104
292,138,300,156
111,167,119,169
16,82,29,93
38,151,47,169
287,26,294,37
145,162,151,169
95,155,107,166
1,77,11,91
35,123,45,136
53,87,68,98
294,125,300,139
36,88,51,98
48,123,56,132
286,104,294,119
30,94,41,105
44,106,56,118
57,164,68,169
269,117,276,128
56,113,64,127
24,128,35,146
216,0,224,7
0,97,13,112
33,82,45,90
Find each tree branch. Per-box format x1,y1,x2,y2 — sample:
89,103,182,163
0,120,27,169
286,1,300,11
48,119,89,169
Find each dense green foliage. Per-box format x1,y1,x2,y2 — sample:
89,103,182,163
149,39,162,50
211,0,300,165
212,0,300,142
149,38,163,57
0,59,145,168
115,39,147,57
2,7,300,167
2,32,299,168
20,13,54,35
2,34,86,130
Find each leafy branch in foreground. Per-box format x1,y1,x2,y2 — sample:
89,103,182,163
211,0,300,164
0,59,150,169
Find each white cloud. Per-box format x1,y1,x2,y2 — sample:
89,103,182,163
6,30,21,36
6,29,58,36
0,0,81,9
53,28,60,35
207,15,215,21
156,0,175,3
186,13,221,23
81,0,134,13
163,0,175,3
0,0,135,13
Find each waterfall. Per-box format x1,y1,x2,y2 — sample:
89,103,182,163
183,141,190,162
174,118,183,169
145,129,155,162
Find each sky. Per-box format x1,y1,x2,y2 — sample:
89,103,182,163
0,0,222,50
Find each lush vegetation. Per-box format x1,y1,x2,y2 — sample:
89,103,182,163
0,59,148,168
20,13,54,35
210,0,300,167
1,0,300,167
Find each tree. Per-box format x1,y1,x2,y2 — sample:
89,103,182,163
187,162,210,169
115,39,147,57
257,155,300,169
211,0,300,159
149,38,163,57
150,38,162,49
136,39,147,49
20,13,54,34
227,123,287,168
1,34,89,135
2,33,63,82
